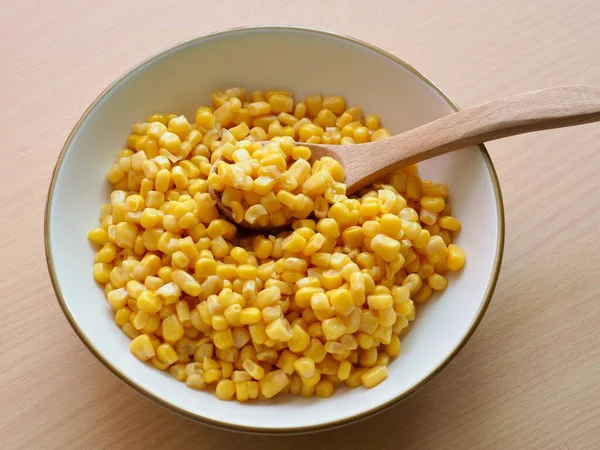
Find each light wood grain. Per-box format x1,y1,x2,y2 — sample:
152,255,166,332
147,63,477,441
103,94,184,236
1,0,599,449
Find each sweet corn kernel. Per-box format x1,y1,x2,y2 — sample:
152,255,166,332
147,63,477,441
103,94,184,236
370,234,401,263
213,329,234,349
315,380,334,398
162,315,184,342
275,350,299,375
426,235,449,264
367,294,393,310
447,244,466,270
287,324,310,352
114,307,132,326
93,263,113,284
259,370,289,399
243,359,265,380
343,367,366,388
215,379,235,400
235,381,250,402
321,317,345,340
269,93,293,114
420,196,445,213
202,368,222,384
411,285,432,304
247,381,259,399
129,334,156,361
300,382,315,397
439,216,462,231
322,270,342,290
361,365,388,388
422,180,449,197
88,228,109,246
359,347,378,367
183,373,206,391
428,273,448,291
265,317,293,341
328,289,355,316
137,291,162,314
282,233,306,253
294,357,316,379
240,307,262,325
171,269,202,296
156,343,179,365
384,335,401,357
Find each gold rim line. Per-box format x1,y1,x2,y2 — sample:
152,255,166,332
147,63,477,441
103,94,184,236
44,25,505,435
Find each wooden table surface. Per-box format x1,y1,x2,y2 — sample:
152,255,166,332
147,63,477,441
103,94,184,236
2,0,599,448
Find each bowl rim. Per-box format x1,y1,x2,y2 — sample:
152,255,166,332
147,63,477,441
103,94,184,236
44,25,505,434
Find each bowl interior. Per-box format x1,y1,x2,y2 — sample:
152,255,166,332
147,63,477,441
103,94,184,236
47,27,502,432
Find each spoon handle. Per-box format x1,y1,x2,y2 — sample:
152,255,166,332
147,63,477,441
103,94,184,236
342,85,600,193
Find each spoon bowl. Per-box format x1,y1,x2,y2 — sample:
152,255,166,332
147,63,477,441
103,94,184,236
208,144,339,231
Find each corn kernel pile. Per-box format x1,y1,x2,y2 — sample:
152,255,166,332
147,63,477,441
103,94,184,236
88,87,466,402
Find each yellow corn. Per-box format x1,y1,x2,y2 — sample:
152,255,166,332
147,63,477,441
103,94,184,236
447,244,466,270
94,87,467,402
359,347,378,367
275,350,298,375
240,307,262,325
162,315,184,342
315,380,334,398
363,114,380,130
129,334,155,361
114,307,131,326
213,329,234,350
137,291,163,314
247,381,259,399
244,204,268,225
361,365,388,388
370,234,401,262
321,317,345,340
171,269,202,296
265,317,293,341
285,324,308,352
426,235,449,264
294,357,316,379
282,232,306,253
367,294,393,310
156,343,179,365
269,94,293,114
242,359,265,380
412,285,433,304
328,289,355,316
259,370,289,399
439,216,462,231
420,196,445,212
422,180,449,197
427,273,448,291
214,379,235,400
88,228,109,246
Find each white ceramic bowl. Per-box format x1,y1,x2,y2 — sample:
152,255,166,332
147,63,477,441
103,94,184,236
45,26,504,433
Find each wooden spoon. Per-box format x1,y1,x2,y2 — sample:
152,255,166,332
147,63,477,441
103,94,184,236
211,85,600,231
